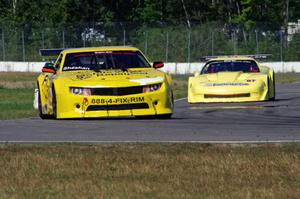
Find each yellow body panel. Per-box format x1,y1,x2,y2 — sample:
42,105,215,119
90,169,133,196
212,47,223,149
188,57,275,103
36,46,173,119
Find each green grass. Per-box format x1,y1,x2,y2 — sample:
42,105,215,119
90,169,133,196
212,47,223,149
0,88,37,119
0,72,38,82
172,75,189,99
0,143,299,198
276,72,300,83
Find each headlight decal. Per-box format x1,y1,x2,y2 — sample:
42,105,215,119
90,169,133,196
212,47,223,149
143,83,162,93
70,87,92,96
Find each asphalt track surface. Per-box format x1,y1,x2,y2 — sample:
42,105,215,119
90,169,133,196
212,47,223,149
1,82,300,143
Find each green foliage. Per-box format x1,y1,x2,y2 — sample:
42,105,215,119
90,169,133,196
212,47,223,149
289,0,300,21
0,0,299,61
0,0,296,30
136,0,162,22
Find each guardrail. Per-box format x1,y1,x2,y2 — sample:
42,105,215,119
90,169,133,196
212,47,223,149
0,61,299,74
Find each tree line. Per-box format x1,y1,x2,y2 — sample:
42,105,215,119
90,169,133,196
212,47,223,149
0,0,299,30
0,0,299,62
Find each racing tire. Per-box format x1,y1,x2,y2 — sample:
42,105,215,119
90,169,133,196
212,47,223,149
155,113,172,119
268,73,276,101
52,86,57,119
171,90,174,108
135,114,172,119
135,115,156,119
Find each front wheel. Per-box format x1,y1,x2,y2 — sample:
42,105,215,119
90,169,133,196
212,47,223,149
52,87,57,119
268,74,276,101
155,113,172,119
136,113,172,119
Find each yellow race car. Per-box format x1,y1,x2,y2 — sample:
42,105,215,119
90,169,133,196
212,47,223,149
188,56,275,103
34,46,173,119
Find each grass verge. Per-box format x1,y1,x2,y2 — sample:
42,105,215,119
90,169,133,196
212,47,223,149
0,72,38,82
275,72,300,83
172,75,189,99
0,88,36,119
0,143,299,198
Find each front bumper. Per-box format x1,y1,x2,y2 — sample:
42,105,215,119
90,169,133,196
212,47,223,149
188,84,268,103
55,86,173,119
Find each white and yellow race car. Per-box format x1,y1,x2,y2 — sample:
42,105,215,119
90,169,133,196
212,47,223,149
188,56,275,103
34,46,173,119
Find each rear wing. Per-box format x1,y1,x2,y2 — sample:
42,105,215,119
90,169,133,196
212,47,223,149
39,49,64,56
201,54,272,61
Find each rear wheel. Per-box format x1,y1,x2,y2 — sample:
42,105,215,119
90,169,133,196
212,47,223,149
171,90,174,108
268,73,276,101
38,85,53,119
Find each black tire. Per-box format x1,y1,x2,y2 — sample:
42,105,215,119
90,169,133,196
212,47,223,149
271,72,276,100
135,115,156,119
171,90,174,107
155,113,172,119
268,73,276,101
52,86,57,119
135,113,172,119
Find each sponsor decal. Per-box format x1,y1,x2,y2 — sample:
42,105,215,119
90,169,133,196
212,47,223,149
91,97,145,104
206,83,249,87
72,70,154,80
94,70,149,76
75,73,93,80
95,51,136,55
64,66,90,70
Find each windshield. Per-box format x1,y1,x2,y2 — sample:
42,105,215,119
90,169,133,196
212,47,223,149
62,51,151,71
201,60,260,74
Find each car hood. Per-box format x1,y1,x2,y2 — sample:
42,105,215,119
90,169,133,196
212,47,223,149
56,68,166,86
200,72,265,83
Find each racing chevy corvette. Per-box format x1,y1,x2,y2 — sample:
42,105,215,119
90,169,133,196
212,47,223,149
188,56,275,103
34,46,173,119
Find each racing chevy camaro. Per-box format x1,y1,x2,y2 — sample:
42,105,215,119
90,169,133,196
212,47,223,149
34,46,173,119
188,56,275,103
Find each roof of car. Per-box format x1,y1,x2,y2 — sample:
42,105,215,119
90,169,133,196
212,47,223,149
207,57,256,62
202,54,272,62
62,46,139,54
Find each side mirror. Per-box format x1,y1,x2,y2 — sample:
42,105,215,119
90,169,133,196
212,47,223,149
42,62,56,73
153,61,164,69
194,72,200,77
